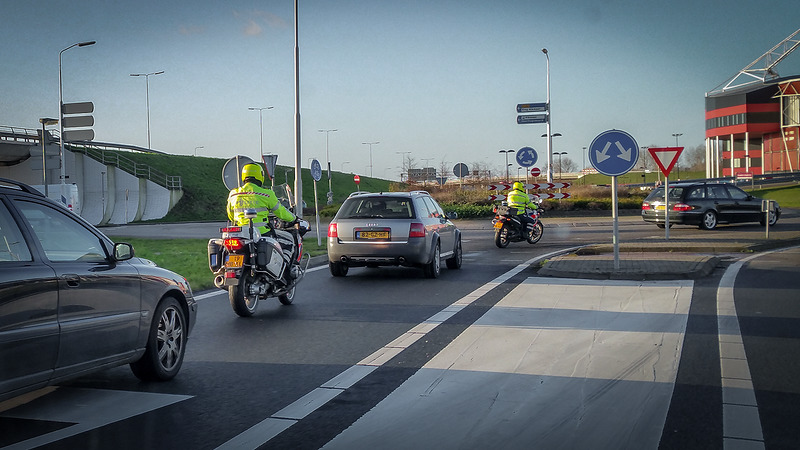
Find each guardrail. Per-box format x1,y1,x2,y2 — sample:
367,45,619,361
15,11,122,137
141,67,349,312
69,145,182,190
625,172,800,190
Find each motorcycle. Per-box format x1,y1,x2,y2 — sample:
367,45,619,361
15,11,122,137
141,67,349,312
492,201,544,248
208,209,310,317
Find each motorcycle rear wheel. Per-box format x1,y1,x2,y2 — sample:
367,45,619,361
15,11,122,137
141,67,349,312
526,222,544,244
494,224,510,248
229,273,258,317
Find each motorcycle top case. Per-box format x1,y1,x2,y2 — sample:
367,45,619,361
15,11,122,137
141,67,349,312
495,205,517,216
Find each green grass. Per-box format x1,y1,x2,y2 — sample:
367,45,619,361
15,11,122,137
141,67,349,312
748,184,800,209
120,236,328,292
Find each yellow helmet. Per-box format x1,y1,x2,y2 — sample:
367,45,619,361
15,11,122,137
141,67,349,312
513,181,525,191
241,163,264,184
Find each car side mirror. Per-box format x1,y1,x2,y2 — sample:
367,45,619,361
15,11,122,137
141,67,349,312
114,242,134,261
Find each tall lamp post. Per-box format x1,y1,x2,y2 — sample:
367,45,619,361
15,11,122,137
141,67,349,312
362,141,379,177
59,40,95,206
554,151,567,180
582,146,587,184
318,129,337,203
249,106,274,159
39,118,58,197
130,70,165,149
672,133,683,178
542,48,553,183
499,149,515,181
194,146,204,157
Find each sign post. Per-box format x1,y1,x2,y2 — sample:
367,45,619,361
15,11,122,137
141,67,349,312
589,129,640,270
648,147,684,240
310,159,323,246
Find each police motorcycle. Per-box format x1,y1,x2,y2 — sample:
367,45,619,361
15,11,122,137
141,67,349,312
492,197,544,248
209,208,310,318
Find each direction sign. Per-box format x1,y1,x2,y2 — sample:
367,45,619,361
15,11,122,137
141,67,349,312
488,182,570,191
515,147,537,167
61,101,94,115
588,130,639,176
516,102,548,113
530,167,541,177
62,115,94,128
310,159,322,182
647,147,683,178
489,192,570,202
517,114,548,125
63,129,95,142
453,163,469,178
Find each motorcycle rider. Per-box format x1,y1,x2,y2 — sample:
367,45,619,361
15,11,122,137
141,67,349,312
506,181,539,230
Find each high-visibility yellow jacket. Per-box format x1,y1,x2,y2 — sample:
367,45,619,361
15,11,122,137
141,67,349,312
227,182,296,234
506,189,538,214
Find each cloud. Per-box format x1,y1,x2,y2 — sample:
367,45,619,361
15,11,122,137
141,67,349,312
179,25,205,35
234,9,288,36
244,19,262,36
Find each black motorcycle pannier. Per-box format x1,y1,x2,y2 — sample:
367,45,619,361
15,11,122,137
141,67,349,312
208,239,224,271
256,239,271,266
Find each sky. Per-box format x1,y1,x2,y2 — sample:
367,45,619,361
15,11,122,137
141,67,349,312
2,0,799,181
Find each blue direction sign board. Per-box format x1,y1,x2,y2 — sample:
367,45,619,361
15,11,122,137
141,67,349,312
517,114,548,124
516,147,538,167
516,102,548,113
310,159,322,181
588,130,639,176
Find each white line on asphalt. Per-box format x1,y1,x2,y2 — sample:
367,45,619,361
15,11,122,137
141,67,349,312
215,247,580,449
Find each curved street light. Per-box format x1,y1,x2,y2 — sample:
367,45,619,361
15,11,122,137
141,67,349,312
362,141,379,177
499,149,515,181
249,106,274,158
130,70,165,149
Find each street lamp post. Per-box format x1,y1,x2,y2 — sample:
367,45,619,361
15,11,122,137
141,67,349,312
554,151,567,180
542,48,553,183
362,141,379,177
672,133,683,178
249,106,274,159
194,146,204,156
59,40,95,207
318,129,337,203
130,70,165,149
582,146,587,184
499,149,515,181
39,118,58,197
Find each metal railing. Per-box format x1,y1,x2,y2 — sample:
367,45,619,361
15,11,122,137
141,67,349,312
69,145,182,190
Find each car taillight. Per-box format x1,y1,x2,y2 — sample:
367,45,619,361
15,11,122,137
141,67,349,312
220,226,242,233
409,222,426,238
224,238,245,251
328,223,338,238
673,203,692,212
641,202,651,211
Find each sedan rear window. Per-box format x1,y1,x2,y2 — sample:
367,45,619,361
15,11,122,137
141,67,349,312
338,197,414,219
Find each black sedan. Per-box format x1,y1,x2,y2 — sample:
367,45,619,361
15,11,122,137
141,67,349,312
0,178,197,402
641,181,780,230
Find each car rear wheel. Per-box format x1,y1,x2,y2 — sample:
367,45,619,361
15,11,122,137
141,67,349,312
329,261,349,277
446,237,462,270
423,242,441,278
656,223,674,229
130,296,187,381
700,210,718,230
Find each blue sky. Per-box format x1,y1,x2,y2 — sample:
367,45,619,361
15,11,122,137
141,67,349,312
2,0,799,180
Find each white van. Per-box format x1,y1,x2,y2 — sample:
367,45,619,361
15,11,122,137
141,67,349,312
31,184,81,215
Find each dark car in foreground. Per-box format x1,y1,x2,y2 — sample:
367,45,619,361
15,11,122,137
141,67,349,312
0,178,197,402
641,181,780,230
327,191,462,277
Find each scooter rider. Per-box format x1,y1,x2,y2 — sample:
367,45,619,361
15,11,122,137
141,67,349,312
506,181,539,230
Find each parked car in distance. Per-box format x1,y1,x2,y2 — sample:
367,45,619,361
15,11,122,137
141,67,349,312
641,181,780,230
326,191,462,278
0,178,197,403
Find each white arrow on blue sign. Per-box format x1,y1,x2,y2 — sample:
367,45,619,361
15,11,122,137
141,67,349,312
515,147,537,167
310,159,322,182
588,129,639,176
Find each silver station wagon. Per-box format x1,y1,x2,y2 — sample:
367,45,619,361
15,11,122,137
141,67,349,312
326,191,462,278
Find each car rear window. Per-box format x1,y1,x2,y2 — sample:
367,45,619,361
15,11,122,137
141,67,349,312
646,187,684,201
337,196,414,219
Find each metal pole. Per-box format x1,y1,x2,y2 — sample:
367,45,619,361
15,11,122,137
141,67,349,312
664,177,670,240
612,175,619,270
293,0,303,217
543,48,553,183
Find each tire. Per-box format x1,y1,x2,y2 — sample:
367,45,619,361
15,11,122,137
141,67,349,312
329,261,349,277
494,224,510,248
445,237,462,270
278,284,295,305
656,223,674,229
229,273,258,317
700,210,718,230
130,296,187,381
423,242,441,278
526,222,544,244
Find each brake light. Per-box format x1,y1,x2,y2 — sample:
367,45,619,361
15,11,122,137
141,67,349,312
224,237,245,251
409,222,426,238
672,203,692,212
328,223,338,238
641,202,651,211
220,226,242,233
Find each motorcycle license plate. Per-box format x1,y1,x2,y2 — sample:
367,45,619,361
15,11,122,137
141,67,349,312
493,221,503,229
226,254,244,268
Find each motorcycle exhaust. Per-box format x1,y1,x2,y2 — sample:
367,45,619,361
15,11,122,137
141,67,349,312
214,275,225,289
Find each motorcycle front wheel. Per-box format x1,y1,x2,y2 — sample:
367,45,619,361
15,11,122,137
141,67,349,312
494,224,510,248
278,284,295,305
229,273,258,317
526,222,544,244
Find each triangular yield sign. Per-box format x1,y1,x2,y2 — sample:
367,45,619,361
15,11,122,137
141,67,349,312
648,147,683,177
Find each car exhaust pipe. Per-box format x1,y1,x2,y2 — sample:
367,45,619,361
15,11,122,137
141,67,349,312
340,256,349,263
398,256,406,264
214,275,225,289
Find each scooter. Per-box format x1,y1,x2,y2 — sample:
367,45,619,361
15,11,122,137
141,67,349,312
208,209,310,317
492,201,544,248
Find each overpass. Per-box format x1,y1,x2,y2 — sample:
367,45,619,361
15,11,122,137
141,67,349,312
0,125,182,225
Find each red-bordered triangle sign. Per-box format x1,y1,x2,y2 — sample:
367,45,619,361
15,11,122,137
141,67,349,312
648,147,683,177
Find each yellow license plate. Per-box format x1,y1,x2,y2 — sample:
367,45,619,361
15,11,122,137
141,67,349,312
493,222,503,229
358,231,389,239
227,254,244,268
656,205,666,210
